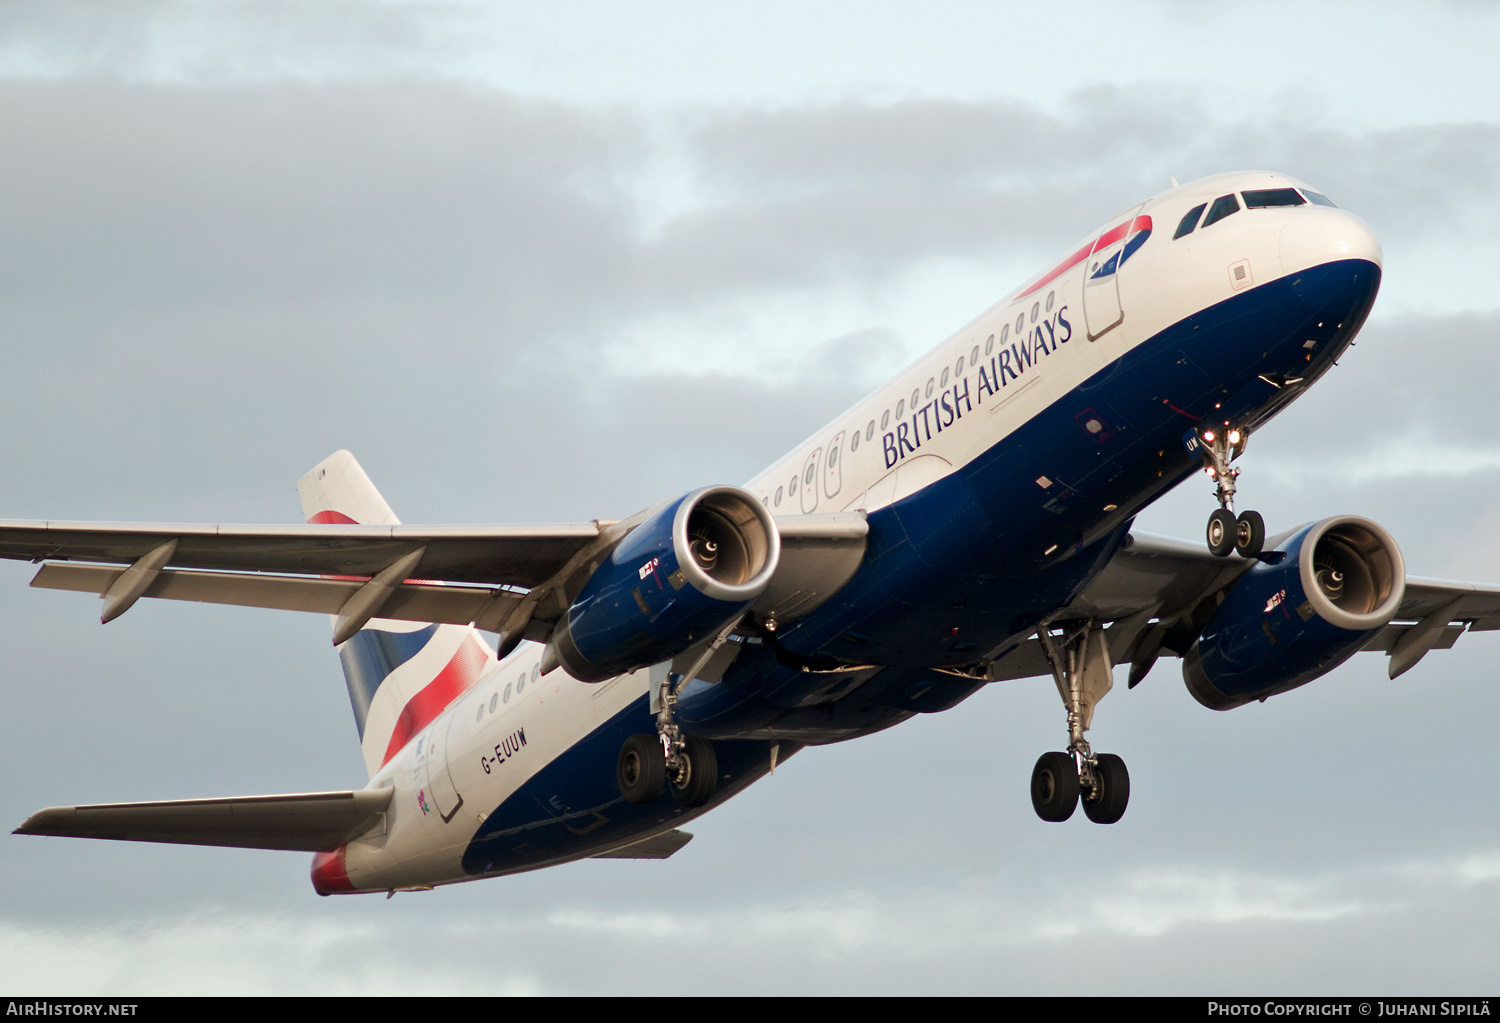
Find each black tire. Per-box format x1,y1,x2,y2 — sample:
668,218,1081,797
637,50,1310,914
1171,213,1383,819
1030,751,1079,823
670,735,719,808
1234,510,1265,559
617,734,665,804
1082,753,1130,824
1206,508,1236,557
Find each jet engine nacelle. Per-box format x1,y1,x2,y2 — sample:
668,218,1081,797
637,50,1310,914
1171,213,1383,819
1184,516,1405,710
548,486,780,682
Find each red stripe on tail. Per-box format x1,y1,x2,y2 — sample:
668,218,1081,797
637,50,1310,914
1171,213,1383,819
380,634,489,767
309,510,359,524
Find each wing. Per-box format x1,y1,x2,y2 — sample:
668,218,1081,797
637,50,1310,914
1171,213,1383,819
13,789,393,852
983,531,1500,685
2,512,868,654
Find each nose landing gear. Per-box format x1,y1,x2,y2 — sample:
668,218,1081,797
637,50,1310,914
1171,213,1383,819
1029,621,1131,825
1200,426,1264,559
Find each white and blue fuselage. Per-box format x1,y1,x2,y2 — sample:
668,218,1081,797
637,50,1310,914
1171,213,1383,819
318,171,1383,894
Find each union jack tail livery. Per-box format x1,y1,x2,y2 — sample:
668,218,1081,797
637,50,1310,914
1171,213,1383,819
297,450,494,778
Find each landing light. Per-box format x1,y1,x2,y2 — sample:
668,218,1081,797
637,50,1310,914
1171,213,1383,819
1228,429,1242,445
1203,430,1216,443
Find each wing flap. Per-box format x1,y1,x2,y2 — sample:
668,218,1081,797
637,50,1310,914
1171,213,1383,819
31,562,525,630
13,789,394,852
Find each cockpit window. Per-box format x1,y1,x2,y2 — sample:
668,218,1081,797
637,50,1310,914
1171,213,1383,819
1201,193,1240,228
1242,188,1306,209
1174,203,1207,240
1303,190,1337,208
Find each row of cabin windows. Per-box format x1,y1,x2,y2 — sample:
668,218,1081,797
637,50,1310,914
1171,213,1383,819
475,662,541,721
767,290,1057,507
1173,186,1337,240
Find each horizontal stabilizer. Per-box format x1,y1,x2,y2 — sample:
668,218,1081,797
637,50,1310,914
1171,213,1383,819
14,788,393,852
590,829,693,860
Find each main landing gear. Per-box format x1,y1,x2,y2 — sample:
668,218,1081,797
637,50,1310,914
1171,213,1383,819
1030,621,1131,824
1200,425,1264,559
617,622,739,810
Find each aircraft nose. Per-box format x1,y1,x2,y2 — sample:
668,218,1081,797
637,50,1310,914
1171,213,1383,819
1279,207,1382,274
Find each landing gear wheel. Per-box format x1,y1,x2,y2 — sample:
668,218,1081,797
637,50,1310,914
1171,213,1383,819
1206,508,1236,557
1234,510,1265,559
617,734,665,804
1030,751,1079,822
1081,753,1130,824
669,736,719,808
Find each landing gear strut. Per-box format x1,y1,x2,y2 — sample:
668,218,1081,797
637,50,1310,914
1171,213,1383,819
1200,425,1264,559
616,620,738,809
1030,620,1130,825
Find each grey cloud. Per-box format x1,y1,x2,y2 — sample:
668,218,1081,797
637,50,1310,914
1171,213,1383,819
0,0,473,83
0,75,1497,993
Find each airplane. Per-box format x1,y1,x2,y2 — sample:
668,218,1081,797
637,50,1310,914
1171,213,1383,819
9,170,1498,897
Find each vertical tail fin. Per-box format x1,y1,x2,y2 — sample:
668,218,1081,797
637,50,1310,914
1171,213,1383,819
298,451,495,779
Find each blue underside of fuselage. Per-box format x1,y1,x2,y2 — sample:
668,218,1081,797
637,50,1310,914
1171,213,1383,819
460,693,788,876
464,257,1379,875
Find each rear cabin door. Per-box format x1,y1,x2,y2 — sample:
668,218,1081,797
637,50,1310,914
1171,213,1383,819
1082,203,1146,341
421,712,464,823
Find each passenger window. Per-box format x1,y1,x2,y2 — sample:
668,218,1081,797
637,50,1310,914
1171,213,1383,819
984,334,995,355
970,345,979,366
866,420,875,440
940,368,949,388
531,665,539,683
1174,203,1207,239
881,409,890,429
503,683,512,703
1015,314,1024,333
850,431,860,452
999,325,1009,344
789,474,797,495
1304,190,1337,208
924,379,934,399
953,357,963,376
476,703,484,722
774,486,783,506
1030,303,1039,323
1202,194,1240,227
1046,291,1055,312
895,399,905,418
516,672,526,694
804,463,815,485
489,693,498,713
910,388,920,407
1242,188,1305,208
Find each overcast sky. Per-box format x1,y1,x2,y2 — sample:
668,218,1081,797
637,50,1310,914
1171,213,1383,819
0,0,1498,995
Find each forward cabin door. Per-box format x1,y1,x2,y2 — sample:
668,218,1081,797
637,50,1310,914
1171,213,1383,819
1082,202,1146,341
799,448,821,513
